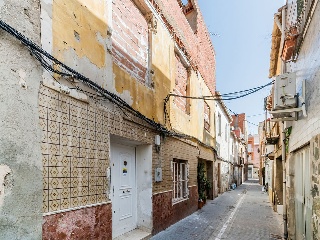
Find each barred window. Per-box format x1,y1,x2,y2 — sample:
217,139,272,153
172,159,189,203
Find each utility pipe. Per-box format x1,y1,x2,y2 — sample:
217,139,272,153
281,5,288,240
282,122,288,239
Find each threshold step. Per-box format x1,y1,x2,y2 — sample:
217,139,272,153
114,228,151,240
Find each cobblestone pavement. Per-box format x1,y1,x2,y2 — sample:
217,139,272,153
151,180,283,240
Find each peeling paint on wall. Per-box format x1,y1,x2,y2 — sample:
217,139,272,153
0,165,11,208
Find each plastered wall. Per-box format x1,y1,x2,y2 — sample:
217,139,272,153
0,0,43,239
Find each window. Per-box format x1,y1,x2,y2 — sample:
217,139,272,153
172,159,189,203
204,102,210,131
225,124,228,141
217,113,221,136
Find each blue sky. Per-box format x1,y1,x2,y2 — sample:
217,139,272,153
197,0,283,134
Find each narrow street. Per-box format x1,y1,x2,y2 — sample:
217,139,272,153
151,180,283,240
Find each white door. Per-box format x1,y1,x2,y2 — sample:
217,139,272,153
110,143,137,238
295,147,312,240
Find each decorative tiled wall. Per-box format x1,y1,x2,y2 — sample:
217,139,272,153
39,86,109,213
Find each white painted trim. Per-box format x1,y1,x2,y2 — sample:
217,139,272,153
43,201,111,216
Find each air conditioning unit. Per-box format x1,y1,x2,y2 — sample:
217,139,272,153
273,73,297,110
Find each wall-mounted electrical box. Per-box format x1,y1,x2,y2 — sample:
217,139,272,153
273,73,297,110
155,168,162,182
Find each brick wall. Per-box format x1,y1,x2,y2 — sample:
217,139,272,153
112,0,148,83
153,137,199,194
152,186,198,234
152,0,216,94
174,53,188,112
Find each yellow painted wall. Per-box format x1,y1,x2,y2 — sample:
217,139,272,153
52,0,108,68
113,21,174,124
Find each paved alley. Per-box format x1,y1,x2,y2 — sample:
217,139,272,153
151,180,283,240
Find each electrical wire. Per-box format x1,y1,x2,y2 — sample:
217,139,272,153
0,19,191,138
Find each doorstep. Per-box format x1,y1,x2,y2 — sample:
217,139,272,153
114,228,151,240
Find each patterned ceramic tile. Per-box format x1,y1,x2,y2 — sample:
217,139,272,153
39,105,47,119
60,124,69,135
70,106,80,116
79,128,88,138
43,166,49,180
96,186,104,196
48,132,60,144
42,155,49,166
48,178,60,189
71,168,80,178
60,156,70,167
61,167,70,178
71,147,80,157
42,87,110,212
39,118,48,132
43,190,49,204
60,145,71,156
80,187,89,196
70,115,79,127
88,130,95,141
70,197,79,208
48,121,59,133
39,93,48,107
70,126,79,137
60,112,69,124
79,196,89,206
71,188,80,198
49,200,60,212
43,201,49,213
60,101,69,114
47,98,59,112
96,177,104,186
43,177,49,190
48,109,59,122
89,195,96,204
72,178,81,188
60,198,70,209
79,148,87,158
41,130,48,143
79,138,88,149
96,194,106,203
70,136,79,147
48,144,59,156
61,178,71,189
89,177,96,187
80,178,89,187
60,188,70,199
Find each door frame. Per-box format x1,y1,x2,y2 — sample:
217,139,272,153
109,136,153,238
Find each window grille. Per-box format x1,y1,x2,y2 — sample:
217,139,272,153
172,159,189,203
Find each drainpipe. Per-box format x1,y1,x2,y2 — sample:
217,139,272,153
282,122,288,240
280,5,288,240
275,4,288,238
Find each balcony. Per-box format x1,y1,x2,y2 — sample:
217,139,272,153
265,134,279,145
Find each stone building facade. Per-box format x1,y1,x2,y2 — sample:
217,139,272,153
0,0,217,239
